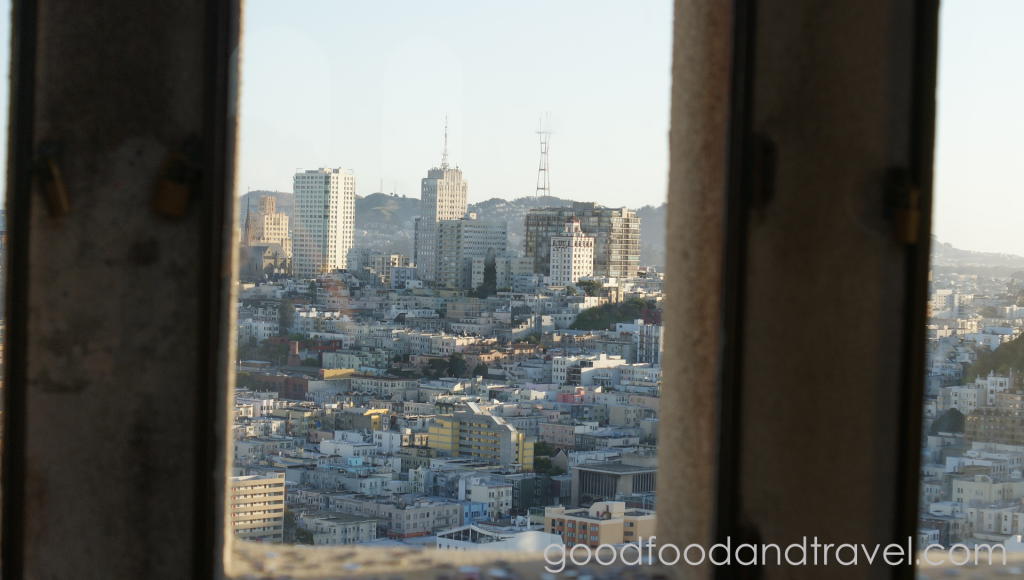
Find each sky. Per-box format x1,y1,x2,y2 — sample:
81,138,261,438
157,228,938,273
0,1,1021,254
236,0,674,209
931,0,1024,256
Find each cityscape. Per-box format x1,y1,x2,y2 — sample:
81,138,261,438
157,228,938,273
229,130,662,550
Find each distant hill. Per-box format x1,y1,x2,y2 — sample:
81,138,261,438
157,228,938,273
355,192,421,230
931,237,1024,276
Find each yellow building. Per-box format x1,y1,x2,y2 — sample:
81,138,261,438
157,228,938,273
229,472,286,543
429,402,534,470
545,501,656,548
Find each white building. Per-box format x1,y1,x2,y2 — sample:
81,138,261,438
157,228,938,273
549,217,594,287
413,149,468,282
551,353,625,386
292,167,356,277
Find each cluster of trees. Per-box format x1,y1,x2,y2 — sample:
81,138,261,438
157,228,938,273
422,353,474,379
930,408,965,435
531,441,565,476
570,298,651,331
575,280,604,297
964,332,1024,383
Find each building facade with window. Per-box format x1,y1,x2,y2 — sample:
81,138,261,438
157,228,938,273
544,501,656,548
524,202,640,279
292,167,356,277
228,473,286,543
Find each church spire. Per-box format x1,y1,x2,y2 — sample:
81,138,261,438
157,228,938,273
243,195,251,245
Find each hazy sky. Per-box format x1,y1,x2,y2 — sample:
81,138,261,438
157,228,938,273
931,0,1024,256
0,1,1021,254
236,0,674,209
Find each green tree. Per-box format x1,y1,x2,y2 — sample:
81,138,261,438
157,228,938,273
548,466,565,477
534,456,553,473
278,299,294,335
448,353,468,377
424,358,449,379
930,408,966,435
472,362,489,377
293,527,314,545
301,357,319,367
534,441,554,457
576,280,603,297
565,285,578,296
1017,288,1024,307
308,280,317,296
474,249,498,298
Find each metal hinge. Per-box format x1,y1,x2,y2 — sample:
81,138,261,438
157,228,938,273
886,167,920,245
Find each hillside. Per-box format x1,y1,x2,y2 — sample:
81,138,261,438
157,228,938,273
355,192,420,230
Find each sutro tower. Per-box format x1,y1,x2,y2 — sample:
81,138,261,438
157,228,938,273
535,113,551,198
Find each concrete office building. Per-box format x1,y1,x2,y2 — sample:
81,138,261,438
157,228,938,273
292,167,356,277
525,202,640,279
548,217,594,287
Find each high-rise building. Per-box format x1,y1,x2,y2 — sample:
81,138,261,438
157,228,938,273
434,218,508,290
292,168,355,278
244,195,292,258
548,217,594,286
414,136,469,281
524,202,641,279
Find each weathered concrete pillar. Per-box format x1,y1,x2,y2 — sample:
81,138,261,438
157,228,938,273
2,1,237,578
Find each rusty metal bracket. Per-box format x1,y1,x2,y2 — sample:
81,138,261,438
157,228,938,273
153,136,202,218
35,141,70,216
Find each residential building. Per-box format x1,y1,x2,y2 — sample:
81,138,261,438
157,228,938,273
548,217,594,287
434,218,508,290
525,202,641,279
544,501,656,548
428,402,535,470
297,511,378,546
228,473,286,543
292,167,356,277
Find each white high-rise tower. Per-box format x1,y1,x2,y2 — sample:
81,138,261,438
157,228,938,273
292,167,355,278
414,121,468,282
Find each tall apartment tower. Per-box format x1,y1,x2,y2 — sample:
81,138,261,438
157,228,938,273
413,142,469,282
548,217,594,286
292,167,355,278
244,195,292,258
524,202,641,279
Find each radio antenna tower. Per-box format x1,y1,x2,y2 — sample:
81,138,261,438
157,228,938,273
535,113,551,198
441,116,449,170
